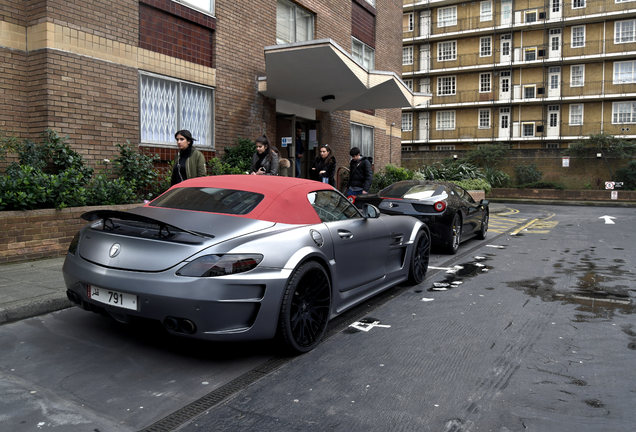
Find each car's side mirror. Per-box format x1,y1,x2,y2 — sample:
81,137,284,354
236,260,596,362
479,199,489,207
363,204,380,219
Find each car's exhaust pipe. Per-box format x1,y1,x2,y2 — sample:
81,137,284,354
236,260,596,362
66,290,81,305
163,317,197,334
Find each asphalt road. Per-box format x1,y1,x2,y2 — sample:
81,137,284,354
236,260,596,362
1,203,634,432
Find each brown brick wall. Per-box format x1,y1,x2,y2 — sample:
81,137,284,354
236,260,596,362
139,2,215,68
0,203,141,264
0,0,25,25
0,49,28,134
22,50,140,162
25,0,138,45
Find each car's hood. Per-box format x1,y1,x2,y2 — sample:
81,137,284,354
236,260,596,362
78,207,275,271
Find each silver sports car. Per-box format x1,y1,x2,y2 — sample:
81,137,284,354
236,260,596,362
63,175,430,353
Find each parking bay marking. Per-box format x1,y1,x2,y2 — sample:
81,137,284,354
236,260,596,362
510,213,558,236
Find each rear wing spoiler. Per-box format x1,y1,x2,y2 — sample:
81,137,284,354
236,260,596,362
82,210,213,238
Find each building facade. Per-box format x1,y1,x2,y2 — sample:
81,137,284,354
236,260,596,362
401,0,636,152
1,0,412,185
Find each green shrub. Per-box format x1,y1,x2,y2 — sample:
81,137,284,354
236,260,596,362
114,142,160,200
465,144,508,168
451,178,492,194
615,160,636,190
514,164,542,185
418,160,485,181
517,181,564,189
87,174,137,205
371,164,414,191
483,167,511,188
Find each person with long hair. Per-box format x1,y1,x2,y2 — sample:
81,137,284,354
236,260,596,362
250,135,279,175
171,129,206,186
311,144,336,186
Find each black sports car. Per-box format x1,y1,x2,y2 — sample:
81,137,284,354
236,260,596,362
353,180,489,254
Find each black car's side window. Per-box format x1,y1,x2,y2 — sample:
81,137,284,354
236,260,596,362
308,191,362,223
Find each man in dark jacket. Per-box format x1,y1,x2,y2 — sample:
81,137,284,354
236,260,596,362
346,147,373,196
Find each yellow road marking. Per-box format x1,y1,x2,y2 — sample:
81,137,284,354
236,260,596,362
511,218,540,236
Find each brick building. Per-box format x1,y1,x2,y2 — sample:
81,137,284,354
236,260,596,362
1,0,422,185
401,0,636,152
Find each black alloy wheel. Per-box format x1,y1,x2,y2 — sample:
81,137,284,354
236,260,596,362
476,210,489,240
407,229,430,285
278,261,331,354
446,213,462,254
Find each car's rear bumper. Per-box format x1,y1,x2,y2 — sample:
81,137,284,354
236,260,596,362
63,253,290,341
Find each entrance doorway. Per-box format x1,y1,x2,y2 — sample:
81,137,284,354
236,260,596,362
276,115,318,178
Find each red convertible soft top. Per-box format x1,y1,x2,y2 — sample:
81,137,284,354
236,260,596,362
150,175,334,225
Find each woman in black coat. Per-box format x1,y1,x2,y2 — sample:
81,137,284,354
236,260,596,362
311,144,336,186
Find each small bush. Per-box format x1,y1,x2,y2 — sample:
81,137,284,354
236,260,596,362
418,160,485,181
114,142,160,200
483,167,511,188
517,181,564,190
615,160,636,190
514,164,542,185
465,144,508,168
371,164,414,191
451,178,492,194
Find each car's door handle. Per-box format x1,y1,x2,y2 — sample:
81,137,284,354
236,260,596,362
338,230,354,239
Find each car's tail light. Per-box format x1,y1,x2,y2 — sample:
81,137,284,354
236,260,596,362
68,232,80,255
177,254,263,277
347,195,356,203
433,201,446,212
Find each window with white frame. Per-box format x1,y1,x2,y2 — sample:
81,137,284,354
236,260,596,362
614,60,636,83
403,46,413,65
571,65,585,87
612,101,636,123
436,111,456,130
404,79,413,91
140,72,214,147
616,0,636,3
479,73,491,92
181,0,215,15
438,6,457,27
524,47,537,61
437,76,456,96
404,12,414,32
572,0,585,8
615,19,636,43
480,37,492,57
525,10,537,23
478,109,491,128
350,123,374,157
402,112,413,131
437,41,457,61
569,104,584,125
277,0,314,44
480,1,492,21
524,85,536,99
522,122,535,137
572,26,585,48
352,37,375,69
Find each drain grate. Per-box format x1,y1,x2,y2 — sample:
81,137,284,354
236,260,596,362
139,356,289,432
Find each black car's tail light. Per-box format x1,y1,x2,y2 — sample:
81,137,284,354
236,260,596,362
347,195,356,203
433,201,446,212
68,232,80,255
177,254,263,277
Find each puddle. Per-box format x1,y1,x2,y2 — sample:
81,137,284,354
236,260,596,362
428,257,492,292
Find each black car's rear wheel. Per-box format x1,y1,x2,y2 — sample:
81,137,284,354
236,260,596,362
476,211,489,240
278,261,331,354
407,228,430,285
445,213,462,254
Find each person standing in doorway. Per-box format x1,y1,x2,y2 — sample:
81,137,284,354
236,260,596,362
311,144,336,186
295,127,304,177
346,146,372,196
250,135,279,175
171,129,206,186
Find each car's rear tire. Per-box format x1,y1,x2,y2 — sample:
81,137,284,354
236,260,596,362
475,211,489,240
407,228,430,285
277,261,331,354
445,213,462,254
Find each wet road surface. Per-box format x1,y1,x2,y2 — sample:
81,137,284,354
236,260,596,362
0,203,634,431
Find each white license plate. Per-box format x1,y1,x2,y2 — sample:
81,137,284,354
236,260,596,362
88,285,138,311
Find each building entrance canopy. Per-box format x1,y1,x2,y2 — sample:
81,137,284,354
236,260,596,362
259,39,425,112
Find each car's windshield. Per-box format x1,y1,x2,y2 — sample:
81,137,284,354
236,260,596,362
381,183,445,200
150,187,264,215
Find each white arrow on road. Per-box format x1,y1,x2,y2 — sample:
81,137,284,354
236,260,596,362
599,215,616,224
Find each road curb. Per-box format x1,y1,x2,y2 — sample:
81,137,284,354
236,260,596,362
0,295,72,325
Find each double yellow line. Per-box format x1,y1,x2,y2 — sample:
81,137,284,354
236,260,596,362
510,213,556,236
